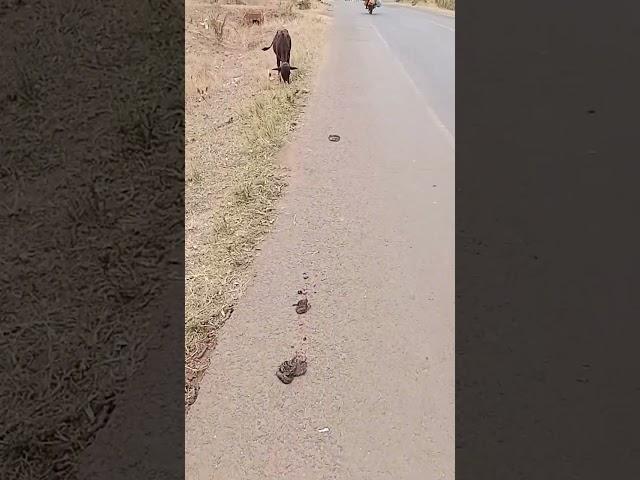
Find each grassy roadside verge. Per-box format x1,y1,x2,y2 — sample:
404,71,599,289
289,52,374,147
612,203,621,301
185,1,329,410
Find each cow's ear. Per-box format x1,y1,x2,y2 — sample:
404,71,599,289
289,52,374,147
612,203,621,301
272,67,281,71
289,67,298,70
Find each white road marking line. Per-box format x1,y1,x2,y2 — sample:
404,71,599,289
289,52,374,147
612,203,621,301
429,20,454,32
370,23,455,150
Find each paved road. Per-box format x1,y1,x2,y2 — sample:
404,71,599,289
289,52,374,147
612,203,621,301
186,2,454,479
372,4,454,135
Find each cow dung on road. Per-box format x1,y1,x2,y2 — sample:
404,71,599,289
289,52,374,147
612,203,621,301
328,134,341,142
276,353,308,384
293,297,309,314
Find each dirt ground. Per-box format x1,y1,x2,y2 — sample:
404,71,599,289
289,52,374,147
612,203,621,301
185,0,330,409
1,1,182,479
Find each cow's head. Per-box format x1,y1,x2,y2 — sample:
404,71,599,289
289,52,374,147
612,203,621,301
272,62,298,84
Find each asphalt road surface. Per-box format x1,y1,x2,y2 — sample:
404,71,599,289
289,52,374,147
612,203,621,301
371,4,454,135
186,2,455,479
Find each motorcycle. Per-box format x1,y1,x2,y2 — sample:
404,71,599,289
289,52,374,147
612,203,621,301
364,0,379,14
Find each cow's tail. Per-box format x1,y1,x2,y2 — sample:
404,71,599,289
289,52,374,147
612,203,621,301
261,41,273,51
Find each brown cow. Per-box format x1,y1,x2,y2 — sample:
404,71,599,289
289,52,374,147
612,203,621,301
261,29,298,84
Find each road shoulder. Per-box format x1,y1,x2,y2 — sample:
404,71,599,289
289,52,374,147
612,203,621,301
388,0,455,18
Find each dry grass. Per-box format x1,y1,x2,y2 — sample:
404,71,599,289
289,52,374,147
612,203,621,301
440,0,455,9
185,0,328,409
434,0,454,9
